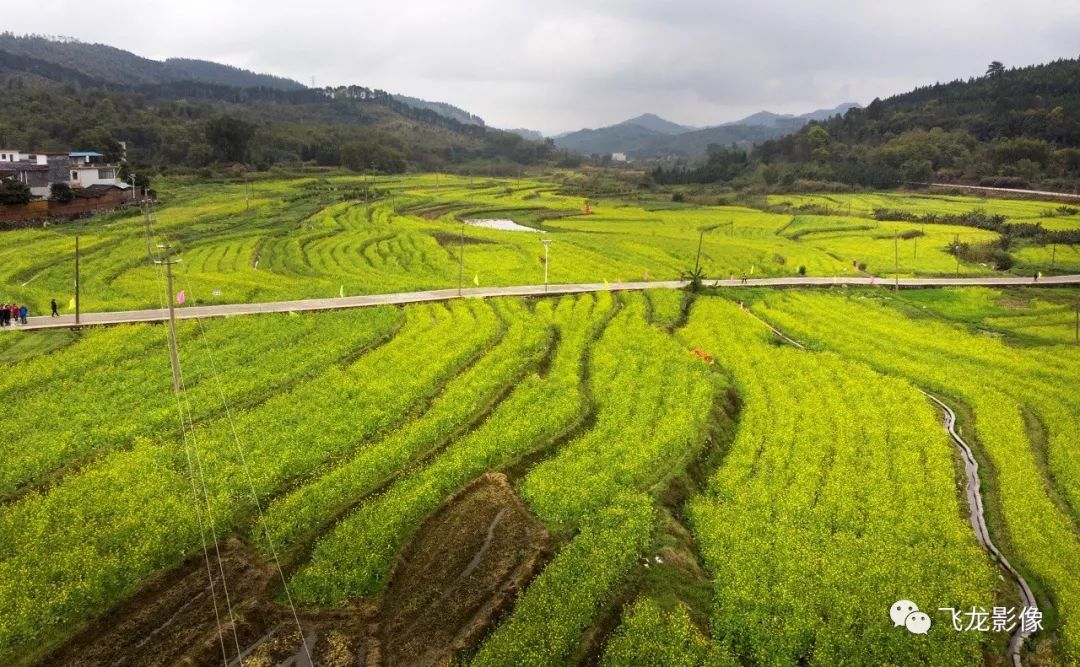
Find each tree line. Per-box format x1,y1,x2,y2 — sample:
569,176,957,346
651,58,1080,193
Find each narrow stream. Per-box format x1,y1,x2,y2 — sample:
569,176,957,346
921,391,1037,667
740,303,1038,666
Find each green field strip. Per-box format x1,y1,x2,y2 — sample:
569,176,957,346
674,297,995,665
750,291,1080,661
287,292,614,604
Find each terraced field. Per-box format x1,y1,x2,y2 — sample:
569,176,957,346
6,174,1078,318
3,175,1080,666
1,279,1077,666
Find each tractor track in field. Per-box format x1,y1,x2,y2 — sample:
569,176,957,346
739,301,1039,667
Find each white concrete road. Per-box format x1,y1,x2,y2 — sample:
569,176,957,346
6,274,1080,332
928,183,1080,200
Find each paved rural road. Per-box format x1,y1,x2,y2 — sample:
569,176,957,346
929,182,1080,200
8,274,1080,332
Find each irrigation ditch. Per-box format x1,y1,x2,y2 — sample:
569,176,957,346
739,301,1041,667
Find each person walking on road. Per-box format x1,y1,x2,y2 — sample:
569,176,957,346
18,305,27,325
51,299,59,317
0,305,7,327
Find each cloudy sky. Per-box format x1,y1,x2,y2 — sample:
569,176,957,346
6,1,1080,134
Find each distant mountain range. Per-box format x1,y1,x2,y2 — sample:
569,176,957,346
723,104,861,128
553,103,859,159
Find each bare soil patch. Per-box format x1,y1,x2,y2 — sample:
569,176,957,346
42,473,547,667
369,472,550,666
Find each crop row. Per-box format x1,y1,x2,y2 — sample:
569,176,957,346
601,597,735,667
288,292,614,604
0,299,498,659
0,307,403,498
252,298,553,556
4,174,1055,316
675,297,995,665
752,290,1080,660
471,493,655,666
520,293,716,528
473,293,717,663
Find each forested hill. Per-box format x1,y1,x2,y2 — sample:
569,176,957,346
0,33,305,90
0,35,566,173
740,58,1080,191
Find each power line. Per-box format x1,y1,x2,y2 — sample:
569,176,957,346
175,269,313,664
142,206,238,666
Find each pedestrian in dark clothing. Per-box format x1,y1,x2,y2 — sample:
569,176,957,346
8,304,16,324
18,305,27,324
0,305,8,327
51,299,59,317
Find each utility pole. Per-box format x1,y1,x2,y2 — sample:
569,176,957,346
694,229,706,277
143,199,154,259
74,236,80,325
541,238,552,292
244,173,250,211
155,244,182,393
1051,244,1057,269
954,233,960,277
894,233,899,291
458,221,466,297
692,224,723,281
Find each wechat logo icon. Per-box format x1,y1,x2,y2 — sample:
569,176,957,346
891,599,932,635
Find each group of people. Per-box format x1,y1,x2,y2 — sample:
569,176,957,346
1,303,28,326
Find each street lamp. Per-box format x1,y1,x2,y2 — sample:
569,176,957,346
541,238,552,292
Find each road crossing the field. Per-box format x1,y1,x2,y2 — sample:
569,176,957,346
8,273,1080,331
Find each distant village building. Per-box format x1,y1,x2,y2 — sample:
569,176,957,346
68,151,122,188
0,151,51,198
1,149,123,194
611,152,628,162
0,146,132,224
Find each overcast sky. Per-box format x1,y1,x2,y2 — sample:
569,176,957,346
6,1,1080,134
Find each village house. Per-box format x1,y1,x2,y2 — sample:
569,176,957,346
0,148,124,198
68,151,122,188
0,150,52,198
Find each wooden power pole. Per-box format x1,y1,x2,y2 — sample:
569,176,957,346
155,244,182,393
74,236,80,325
894,233,899,291
458,221,465,297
